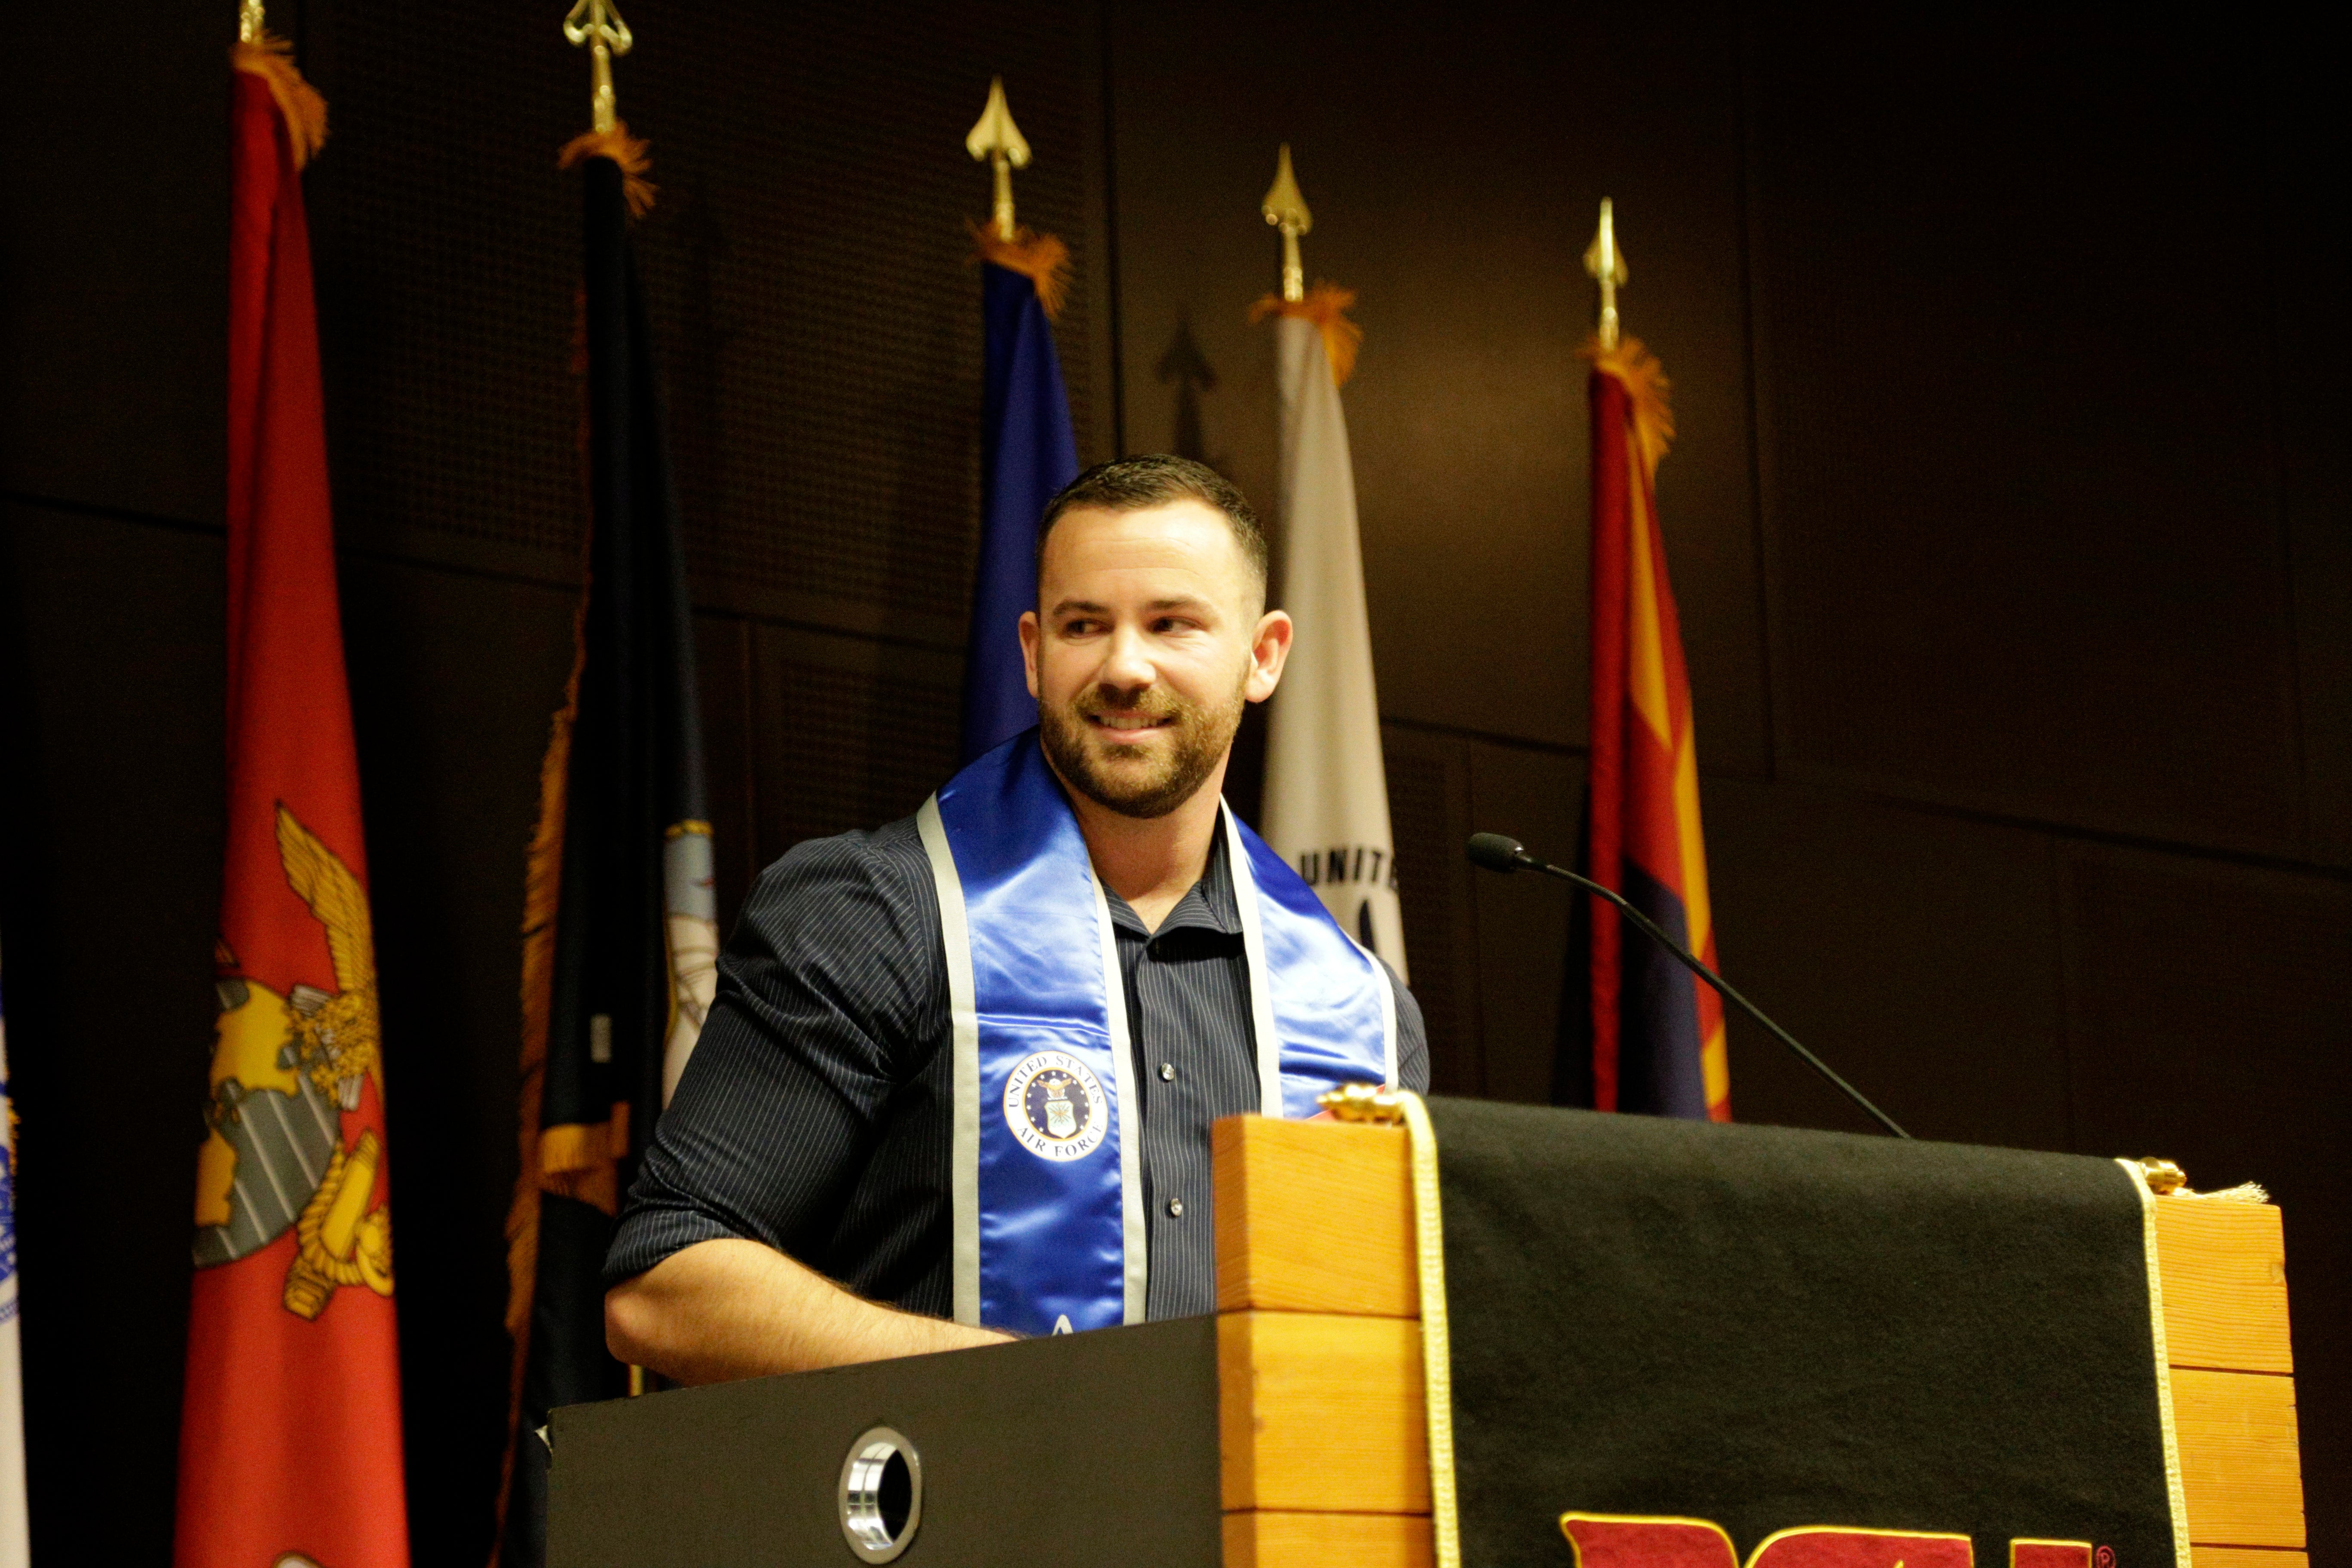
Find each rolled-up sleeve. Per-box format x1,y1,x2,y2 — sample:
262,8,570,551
603,827,943,1289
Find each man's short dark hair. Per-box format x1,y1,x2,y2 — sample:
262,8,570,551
1035,455,1268,599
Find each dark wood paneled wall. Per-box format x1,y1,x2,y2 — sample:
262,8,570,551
2,1,1112,1558
1109,3,2347,1555
1,0,2342,1560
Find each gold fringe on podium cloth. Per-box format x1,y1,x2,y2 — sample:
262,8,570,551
1581,333,1675,477
560,122,658,216
231,33,328,168
1251,282,1363,387
968,220,1071,319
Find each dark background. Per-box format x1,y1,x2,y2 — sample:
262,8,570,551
2,1,2342,1560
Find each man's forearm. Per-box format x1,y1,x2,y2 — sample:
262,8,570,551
605,1237,1013,1384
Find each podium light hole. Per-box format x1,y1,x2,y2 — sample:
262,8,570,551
876,1452,912,1535
838,1426,923,1563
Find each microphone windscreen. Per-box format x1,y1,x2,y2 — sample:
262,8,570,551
1466,833,1528,873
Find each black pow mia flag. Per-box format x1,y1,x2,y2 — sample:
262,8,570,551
494,146,716,1568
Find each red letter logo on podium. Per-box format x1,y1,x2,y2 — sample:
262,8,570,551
1747,1528,1973,1568
1562,1514,1740,1568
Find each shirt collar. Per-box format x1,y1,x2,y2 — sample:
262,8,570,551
1102,819,1243,940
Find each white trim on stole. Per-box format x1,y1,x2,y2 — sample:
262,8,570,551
922,793,1150,1328
1224,804,1289,1118
1086,867,1150,1323
916,796,984,1327
1225,802,1398,1103
925,792,1393,1332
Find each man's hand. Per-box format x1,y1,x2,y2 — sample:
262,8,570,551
606,1238,1016,1385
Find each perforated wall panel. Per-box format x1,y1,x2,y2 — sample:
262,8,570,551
749,624,962,861
307,0,1103,628
1383,728,1488,1093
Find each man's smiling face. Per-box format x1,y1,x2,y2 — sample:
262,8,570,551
1021,499,1281,820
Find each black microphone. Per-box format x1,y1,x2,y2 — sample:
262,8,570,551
1467,832,1911,1139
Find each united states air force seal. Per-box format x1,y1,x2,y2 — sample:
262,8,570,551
1003,1050,1109,1161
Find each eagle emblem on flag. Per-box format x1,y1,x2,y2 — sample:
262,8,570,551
193,805,394,1319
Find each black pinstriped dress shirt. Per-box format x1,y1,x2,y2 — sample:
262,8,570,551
604,810,1429,1322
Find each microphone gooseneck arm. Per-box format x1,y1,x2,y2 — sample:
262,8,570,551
1466,833,1911,1139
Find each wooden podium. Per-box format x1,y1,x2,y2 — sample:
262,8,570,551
546,1117,2309,1568
1211,1118,2309,1568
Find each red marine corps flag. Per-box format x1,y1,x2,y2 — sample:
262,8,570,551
176,16,410,1568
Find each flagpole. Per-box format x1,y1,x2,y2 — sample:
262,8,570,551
1584,198,1629,348
959,75,1076,761
965,77,1032,242
238,0,263,42
1262,144,1312,303
563,0,634,135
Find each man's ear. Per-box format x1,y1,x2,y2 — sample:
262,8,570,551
1244,609,1293,703
1019,611,1042,700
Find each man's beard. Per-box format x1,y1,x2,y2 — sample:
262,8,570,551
1038,674,1248,820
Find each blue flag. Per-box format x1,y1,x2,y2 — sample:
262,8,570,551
962,261,1080,763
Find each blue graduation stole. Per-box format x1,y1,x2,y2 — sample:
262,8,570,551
916,731,1395,1335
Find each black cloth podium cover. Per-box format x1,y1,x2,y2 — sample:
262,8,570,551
1428,1099,2180,1568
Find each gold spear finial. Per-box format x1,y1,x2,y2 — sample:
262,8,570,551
1261,144,1314,304
965,77,1032,242
239,0,265,43
1583,198,1630,350
563,0,634,136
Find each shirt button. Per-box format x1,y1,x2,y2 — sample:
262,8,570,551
1167,1198,1185,1218
1158,1062,1177,1082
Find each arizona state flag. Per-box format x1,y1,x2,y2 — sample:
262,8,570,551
494,127,716,1568
1579,338,1730,1121
177,35,410,1568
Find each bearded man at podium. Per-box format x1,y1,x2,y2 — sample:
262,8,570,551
603,455,1427,1383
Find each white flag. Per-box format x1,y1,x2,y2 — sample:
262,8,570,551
0,949,27,1567
1261,314,1409,982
